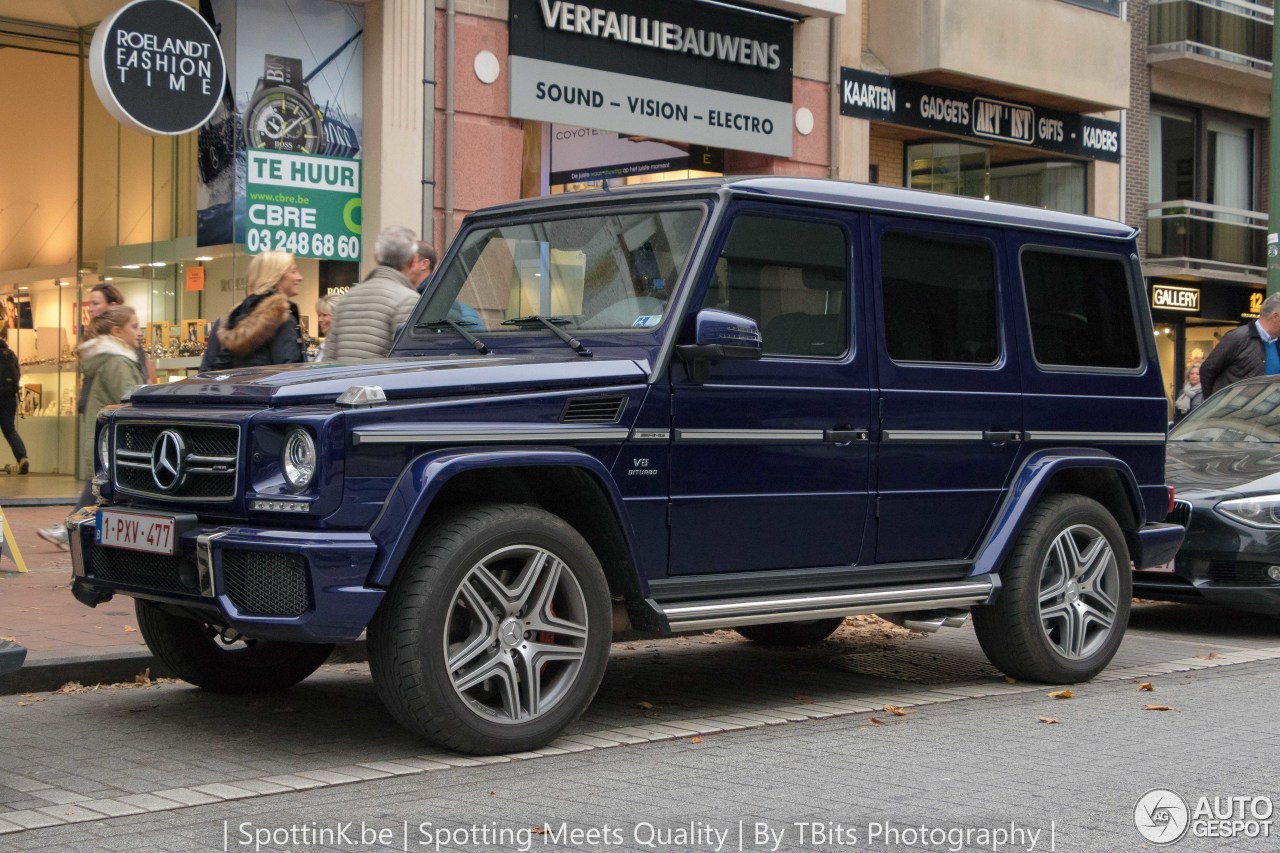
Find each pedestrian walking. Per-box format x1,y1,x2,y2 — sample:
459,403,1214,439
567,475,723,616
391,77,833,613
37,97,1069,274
209,251,306,369
83,283,156,383
1199,292,1280,397
322,226,421,361
0,331,28,475
313,293,340,360
1174,364,1204,420
38,306,145,549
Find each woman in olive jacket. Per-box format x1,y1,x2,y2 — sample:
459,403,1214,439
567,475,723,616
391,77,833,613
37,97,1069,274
211,251,306,369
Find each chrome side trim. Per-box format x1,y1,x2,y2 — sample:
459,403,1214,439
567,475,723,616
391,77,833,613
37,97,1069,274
196,530,230,598
655,579,995,632
630,429,671,442
67,509,98,579
1024,431,1166,443
352,426,630,445
883,430,985,442
674,429,826,444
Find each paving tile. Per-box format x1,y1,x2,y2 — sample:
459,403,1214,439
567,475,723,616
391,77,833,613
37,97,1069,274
1,809,65,829
259,775,327,791
34,804,106,823
76,799,147,818
150,788,221,807
114,793,186,813
188,783,259,801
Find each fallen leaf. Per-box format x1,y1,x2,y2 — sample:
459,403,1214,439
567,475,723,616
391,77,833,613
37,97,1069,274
635,700,654,710
1143,704,1176,712
488,791,494,796
1197,651,1222,660
1004,676,1017,685
1047,690,1073,700
690,736,702,744
531,827,546,836
868,718,883,726
134,669,151,686
1138,682,1154,692
794,695,814,705
55,682,87,694
883,704,909,716
123,625,137,633
1038,716,1059,725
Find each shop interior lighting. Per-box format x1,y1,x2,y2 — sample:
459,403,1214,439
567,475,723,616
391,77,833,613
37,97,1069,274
149,262,166,267
195,256,214,262
122,264,141,270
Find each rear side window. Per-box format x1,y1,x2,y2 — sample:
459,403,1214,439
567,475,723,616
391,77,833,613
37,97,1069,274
880,232,999,365
1021,249,1141,370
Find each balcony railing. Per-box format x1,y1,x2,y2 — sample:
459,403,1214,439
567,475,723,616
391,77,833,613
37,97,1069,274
1147,200,1267,269
1150,0,1274,71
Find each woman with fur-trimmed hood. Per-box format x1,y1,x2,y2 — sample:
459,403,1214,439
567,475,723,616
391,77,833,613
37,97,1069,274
211,250,306,369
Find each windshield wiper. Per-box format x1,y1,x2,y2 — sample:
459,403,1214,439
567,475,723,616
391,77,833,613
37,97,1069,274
416,319,491,355
501,315,592,357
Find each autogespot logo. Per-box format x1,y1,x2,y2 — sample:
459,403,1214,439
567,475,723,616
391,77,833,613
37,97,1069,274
1135,789,1190,844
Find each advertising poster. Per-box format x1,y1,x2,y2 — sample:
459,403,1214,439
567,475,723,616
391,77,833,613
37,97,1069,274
548,124,723,185
196,0,364,261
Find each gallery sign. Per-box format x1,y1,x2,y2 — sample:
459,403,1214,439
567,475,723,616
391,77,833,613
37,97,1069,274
1152,284,1200,313
509,0,795,157
839,67,1122,164
89,0,227,136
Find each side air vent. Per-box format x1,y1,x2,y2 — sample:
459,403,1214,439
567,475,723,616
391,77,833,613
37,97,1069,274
560,395,626,424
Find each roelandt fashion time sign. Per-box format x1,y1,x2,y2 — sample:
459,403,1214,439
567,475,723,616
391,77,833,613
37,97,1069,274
509,0,795,157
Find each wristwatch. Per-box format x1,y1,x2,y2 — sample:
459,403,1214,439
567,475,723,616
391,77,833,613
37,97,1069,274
243,55,323,154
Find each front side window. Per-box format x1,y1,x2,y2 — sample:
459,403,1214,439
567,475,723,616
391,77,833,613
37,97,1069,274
1021,249,1141,370
703,214,850,357
880,232,999,365
415,207,704,336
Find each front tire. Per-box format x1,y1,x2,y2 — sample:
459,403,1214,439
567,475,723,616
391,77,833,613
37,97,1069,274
735,618,845,646
135,600,333,693
973,494,1130,683
367,504,611,755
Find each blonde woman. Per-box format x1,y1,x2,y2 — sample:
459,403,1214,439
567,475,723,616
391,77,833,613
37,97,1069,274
314,293,340,361
210,251,306,369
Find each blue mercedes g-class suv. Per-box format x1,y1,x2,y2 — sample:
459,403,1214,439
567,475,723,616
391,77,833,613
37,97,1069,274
69,178,1182,754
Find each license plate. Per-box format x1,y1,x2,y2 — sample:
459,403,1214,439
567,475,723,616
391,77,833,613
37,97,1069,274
96,510,177,556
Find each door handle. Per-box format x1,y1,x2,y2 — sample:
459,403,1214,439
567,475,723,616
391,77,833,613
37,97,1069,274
982,429,1023,443
824,428,869,444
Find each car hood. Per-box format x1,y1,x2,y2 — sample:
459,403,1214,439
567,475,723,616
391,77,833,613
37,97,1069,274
128,353,650,406
1166,440,1280,495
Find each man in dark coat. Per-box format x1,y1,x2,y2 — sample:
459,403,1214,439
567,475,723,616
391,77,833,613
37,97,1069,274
1200,292,1280,398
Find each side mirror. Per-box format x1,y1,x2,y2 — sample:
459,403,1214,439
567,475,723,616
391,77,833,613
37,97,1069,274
676,309,762,381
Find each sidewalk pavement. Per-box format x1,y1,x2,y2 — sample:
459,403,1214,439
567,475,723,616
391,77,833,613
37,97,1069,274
0,504,363,694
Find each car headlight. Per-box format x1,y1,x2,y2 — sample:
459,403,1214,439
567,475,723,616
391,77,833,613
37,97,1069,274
97,427,110,472
282,428,316,490
1216,496,1280,529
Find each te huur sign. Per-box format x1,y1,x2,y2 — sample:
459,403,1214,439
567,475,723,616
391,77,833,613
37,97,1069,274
1152,284,1201,313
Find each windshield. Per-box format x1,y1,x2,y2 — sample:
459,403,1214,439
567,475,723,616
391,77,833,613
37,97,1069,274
412,207,705,338
1171,380,1280,442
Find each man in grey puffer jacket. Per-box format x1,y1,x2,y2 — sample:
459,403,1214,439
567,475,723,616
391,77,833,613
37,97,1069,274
322,226,423,361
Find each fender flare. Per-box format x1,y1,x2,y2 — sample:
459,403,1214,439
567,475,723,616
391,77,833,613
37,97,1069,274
365,447,639,588
970,448,1145,579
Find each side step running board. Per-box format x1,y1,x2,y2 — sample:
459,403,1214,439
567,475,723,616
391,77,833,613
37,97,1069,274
647,578,996,633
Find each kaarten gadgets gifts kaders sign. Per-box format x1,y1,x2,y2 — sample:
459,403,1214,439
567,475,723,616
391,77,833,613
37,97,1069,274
89,0,227,136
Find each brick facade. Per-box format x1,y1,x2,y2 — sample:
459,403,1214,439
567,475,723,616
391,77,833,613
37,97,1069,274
1127,0,1151,258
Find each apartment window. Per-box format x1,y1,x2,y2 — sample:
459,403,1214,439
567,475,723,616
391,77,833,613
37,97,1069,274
907,142,1087,214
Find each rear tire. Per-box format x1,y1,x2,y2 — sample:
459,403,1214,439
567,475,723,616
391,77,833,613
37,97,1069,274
973,494,1130,683
135,600,333,693
734,618,845,646
367,504,611,755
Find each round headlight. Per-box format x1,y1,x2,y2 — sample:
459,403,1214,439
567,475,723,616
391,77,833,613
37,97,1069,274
97,427,110,471
282,429,316,490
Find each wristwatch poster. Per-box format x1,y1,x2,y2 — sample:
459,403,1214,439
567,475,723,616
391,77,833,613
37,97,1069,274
243,55,323,154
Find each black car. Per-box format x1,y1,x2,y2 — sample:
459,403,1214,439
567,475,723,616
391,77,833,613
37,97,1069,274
1136,375,1280,616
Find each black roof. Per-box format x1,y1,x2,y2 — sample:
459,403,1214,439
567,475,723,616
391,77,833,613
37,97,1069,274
466,176,1138,241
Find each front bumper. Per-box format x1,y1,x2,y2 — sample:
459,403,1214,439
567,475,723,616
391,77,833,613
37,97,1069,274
67,507,384,643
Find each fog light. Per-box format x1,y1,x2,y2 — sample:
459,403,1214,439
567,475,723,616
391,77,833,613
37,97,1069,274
1267,566,1280,581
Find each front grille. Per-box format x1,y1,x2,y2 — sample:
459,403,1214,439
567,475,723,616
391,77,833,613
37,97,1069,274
113,422,239,501
89,546,195,593
1207,561,1280,587
1166,499,1193,529
223,551,309,617
560,395,626,424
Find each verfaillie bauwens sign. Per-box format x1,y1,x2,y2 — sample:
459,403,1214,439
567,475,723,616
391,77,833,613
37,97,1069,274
509,0,795,158
840,67,1121,164
89,0,227,136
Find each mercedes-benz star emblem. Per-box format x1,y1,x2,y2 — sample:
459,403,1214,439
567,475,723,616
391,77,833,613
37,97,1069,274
150,430,187,492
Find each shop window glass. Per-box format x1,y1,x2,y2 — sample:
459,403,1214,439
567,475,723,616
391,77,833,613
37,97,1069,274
880,233,998,365
1021,250,1140,370
705,215,850,358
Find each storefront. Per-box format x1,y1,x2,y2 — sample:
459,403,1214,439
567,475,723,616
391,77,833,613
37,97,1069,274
838,67,1123,215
